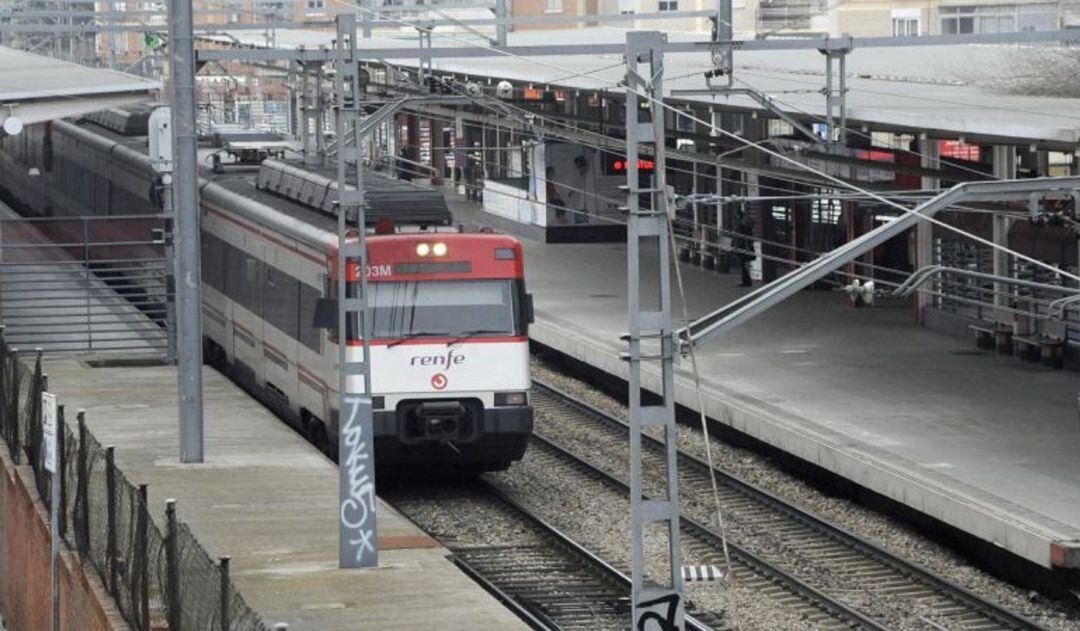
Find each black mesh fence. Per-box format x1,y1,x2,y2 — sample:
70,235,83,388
0,330,267,631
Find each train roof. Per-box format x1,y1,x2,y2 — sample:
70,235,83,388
71,108,454,242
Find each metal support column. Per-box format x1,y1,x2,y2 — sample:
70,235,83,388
494,0,508,47
820,42,849,147
335,14,378,569
916,132,938,321
993,145,1017,309
167,0,203,463
302,62,324,166
624,30,684,631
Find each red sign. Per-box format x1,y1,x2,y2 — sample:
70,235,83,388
938,139,980,162
611,158,655,172
430,373,448,390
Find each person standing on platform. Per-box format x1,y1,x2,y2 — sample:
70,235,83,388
397,146,413,182
732,210,754,287
546,167,566,221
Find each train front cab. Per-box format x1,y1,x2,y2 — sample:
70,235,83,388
326,232,535,471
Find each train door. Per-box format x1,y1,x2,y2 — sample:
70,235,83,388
229,238,265,388
261,246,300,417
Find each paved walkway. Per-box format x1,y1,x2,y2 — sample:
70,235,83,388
43,357,528,630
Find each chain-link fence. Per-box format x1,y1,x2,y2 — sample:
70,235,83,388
0,329,268,631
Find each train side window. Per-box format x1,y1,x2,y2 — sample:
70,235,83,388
200,233,225,291
224,243,250,311
298,282,322,352
264,265,299,339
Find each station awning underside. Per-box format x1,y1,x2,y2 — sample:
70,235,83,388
203,28,1080,148
0,46,160,130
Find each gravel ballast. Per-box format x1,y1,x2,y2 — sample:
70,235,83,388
526,358,1080,630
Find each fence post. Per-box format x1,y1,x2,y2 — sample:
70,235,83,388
0,325,7,450
219,555,231,631
10,346,20,464
138,484,149,631
105,445,117,595
57,405,66,539
166,498,180,631
76,410,88,553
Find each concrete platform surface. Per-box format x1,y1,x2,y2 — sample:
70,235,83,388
459,198,1080,570
42,358,528,631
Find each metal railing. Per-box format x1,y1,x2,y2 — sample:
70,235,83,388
0,332,266,631
0,214,170,354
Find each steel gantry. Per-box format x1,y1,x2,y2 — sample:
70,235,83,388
333,13,380,570
675,175,1080,349
624,31,685,631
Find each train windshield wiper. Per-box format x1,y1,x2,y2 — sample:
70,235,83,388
447,329,507,347
386,331,440,347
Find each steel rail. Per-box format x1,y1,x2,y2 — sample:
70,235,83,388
531,379,1050,631
383,479,718,631
522,430,888,630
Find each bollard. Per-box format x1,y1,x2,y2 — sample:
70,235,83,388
138,484,149,631
219,556,231,631
165,499,180,631
105,445,117,596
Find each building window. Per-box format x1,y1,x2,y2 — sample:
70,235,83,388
545,0,563,13
659,0,678,10
939,4,1039,34
306,0,324,8
891,9,920,36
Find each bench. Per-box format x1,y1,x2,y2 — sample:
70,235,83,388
968,324,994,350
1012,335,1042,362
1010,334,1066,368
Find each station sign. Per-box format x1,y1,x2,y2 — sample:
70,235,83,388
603,152,655,175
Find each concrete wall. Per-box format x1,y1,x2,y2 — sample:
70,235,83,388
0,449,127,631
484,180,547,227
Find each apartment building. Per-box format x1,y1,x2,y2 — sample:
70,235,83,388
507,0,1080,37
749,0,1080,37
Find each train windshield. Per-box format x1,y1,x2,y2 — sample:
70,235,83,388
369,279,519,339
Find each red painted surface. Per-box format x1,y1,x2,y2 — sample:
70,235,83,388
328,233,525,282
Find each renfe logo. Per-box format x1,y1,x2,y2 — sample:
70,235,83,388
410,348,465,371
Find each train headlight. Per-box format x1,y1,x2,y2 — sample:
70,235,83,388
495,392,528,406
416,243,431,257
432,242,448,257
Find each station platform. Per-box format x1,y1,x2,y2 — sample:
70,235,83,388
41,357,528,630
457,197,1080,572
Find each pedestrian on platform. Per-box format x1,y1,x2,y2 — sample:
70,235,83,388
732,210,754,287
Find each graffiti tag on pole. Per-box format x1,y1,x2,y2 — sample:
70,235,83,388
339,393,377,568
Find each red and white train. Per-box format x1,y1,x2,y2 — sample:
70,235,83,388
0,108,535,471
200,164,536,471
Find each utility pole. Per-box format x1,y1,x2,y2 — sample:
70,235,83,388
335,13,377,569
167,0,204,463
494,0,507,47
624,30,685,630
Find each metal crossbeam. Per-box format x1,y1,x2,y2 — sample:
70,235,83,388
677,176,1080,350
625,30,685,631
192,28,1080,63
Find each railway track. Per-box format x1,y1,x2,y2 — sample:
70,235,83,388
531,379,1050,631
382,480,720,631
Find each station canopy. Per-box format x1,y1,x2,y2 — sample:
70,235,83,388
203,27,1080,148
0,46,159,134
